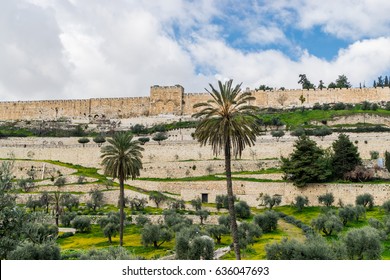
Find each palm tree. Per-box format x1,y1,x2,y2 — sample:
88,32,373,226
101,132,144,246
192,80,260,259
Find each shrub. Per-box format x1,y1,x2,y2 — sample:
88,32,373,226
77,247,135,260
7,242,61,260
333,102,346,110
338,205,357,225
238,222,262,249
271,130,285,141
58,231,74,239
138,137,150,145
78,137,90,147
318,193,334,207
258,194,282,209
218,215,231,229
93,135,106,146
382,200,390,214
234,200,251,219
312,212,343,236
343,227,383,259
135,215,150,226
265,236,339,260
293,195,309,212
253,211,279,233
60,212,77,227
370,151,379,160
152,132,168,145
141,224,173,248
72,216,91,233
356,193,374,209
175,227,214,260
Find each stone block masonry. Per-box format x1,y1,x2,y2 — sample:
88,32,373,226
1,85,389,121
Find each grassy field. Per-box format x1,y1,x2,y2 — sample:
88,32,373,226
57,205,390,260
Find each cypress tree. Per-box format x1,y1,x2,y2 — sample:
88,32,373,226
331,134,362,179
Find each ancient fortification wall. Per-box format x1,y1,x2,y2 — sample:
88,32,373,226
1,86,390,121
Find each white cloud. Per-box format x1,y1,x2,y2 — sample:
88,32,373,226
0,0,389,101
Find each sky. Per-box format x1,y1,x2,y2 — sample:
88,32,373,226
1,0,390,101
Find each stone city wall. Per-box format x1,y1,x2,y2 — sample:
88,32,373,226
1,86,389,121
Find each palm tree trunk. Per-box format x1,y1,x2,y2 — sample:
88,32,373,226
224,138,241,260
119,175,124,247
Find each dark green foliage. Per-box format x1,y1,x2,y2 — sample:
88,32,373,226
149,191,167,208
175,227,214,260
356,193,374,209
265,236,342,260
190,197,202,211
98,212,120,243
343,227,383,260
338,205,358,225
354,205,366,221
163,210,193,232
318,193,334,207
281,135,332,187
26,196,42,212
72,216,91,233
253,211,279,233
7,241,60,260
60,193,79,212
54,176,66,187
93,135,106,146
218,215,231,229
382,200,390,214
58,231,74,239
138,137,150,145
293,195,309,212
385,151,390,173
206,225,229,244
298,74,315,89
234,200,251,219
135,215,151,226
331,133,362,179
370,151,379,160
312,211,343,236
335,75,352,88
195,209,209,225
129,197,147,211
312,126,332,140
271,130,284,141
60,212,77,227
215,194,236,211
87,188,104,211
238,222,262,249
168,199,186,211
187,236,214,260
17,178,35,192
78,137,90,147
130,124,147,135
141,224,173,248
333,102,346,110
280,213,314,237
152,132,168,144
77,247,135,260
290,127,306,137
368,218,384,230
258,194,282,209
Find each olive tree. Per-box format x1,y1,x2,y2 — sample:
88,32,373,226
343,227,383,260
253,211,279,233
141,224,173,248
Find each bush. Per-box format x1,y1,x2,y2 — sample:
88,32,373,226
141,224,173,248
265,236,339,260
311,212,343,236
343,227,383,259
356,193,374,209
271,130,285,141
338,205,357,225
93,135,106,146
78,137,90,147
333,102,346,110
293,195,309,212
318,193,334,207
72,216,91,233
7,242,61,260
60,212,77,227
218,215,231,229
382,200,390,214
258,194,282,209
138,137,150,145
77,247,135,260
238,222,262,249
58,231,74,239
370,151,379,160
135,215,151,226
253,211,279,233
175,227,214,260
234,201,251,219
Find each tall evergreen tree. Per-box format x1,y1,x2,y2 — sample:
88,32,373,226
331,134,362,179
384,76,389,87
281,135,332,187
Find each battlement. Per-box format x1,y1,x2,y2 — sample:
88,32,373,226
0,86,389,121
